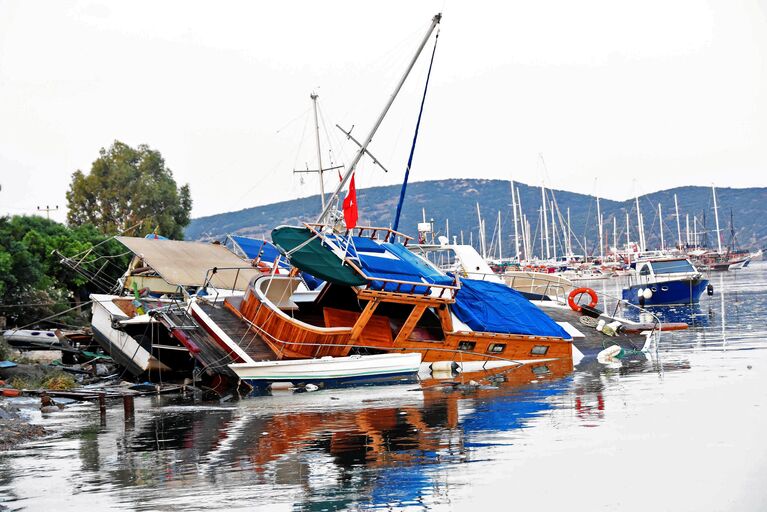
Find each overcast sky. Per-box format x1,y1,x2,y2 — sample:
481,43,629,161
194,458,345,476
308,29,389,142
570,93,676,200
1,0,766,224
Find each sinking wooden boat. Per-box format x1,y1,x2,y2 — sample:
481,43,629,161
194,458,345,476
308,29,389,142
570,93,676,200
228,352,422,387
216,225,575,372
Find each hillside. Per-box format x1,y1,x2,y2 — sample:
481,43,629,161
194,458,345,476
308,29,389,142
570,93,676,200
185,179,767,256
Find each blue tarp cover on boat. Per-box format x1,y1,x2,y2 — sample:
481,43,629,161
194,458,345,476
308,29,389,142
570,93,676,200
341,237,453,293
452,278,572,339
231,236,289,268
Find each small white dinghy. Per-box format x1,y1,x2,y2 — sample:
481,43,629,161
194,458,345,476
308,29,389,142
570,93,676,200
228,352,422,388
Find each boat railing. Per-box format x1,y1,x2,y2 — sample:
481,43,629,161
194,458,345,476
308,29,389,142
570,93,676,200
501,273,571,304
199,265,263,304
305,222,413,244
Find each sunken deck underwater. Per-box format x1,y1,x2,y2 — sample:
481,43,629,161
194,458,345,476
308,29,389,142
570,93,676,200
196,299,277,362
235,276,573,366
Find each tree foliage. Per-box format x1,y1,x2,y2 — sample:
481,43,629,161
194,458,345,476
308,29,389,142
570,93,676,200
66,140,192,239
0,216,129,327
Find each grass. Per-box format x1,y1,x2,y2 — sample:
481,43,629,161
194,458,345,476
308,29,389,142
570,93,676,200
9,372,77,391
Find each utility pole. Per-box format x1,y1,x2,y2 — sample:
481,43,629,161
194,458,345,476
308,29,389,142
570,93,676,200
37,205,59,220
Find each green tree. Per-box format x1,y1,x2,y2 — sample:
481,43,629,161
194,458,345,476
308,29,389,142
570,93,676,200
0,216,129,326
66,140,192,239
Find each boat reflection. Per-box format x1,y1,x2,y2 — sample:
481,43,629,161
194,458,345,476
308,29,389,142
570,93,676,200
61,353,692,510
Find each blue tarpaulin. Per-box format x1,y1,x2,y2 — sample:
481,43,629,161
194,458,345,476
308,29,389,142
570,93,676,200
452,278,572,338
230,236,289,268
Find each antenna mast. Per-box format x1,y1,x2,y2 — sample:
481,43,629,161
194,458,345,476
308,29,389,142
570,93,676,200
317,13,442,225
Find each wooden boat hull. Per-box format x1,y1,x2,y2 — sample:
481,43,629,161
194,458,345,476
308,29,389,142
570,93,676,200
235,282,573,366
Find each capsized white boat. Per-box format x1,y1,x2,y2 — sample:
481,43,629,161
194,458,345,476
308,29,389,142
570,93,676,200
228,352,422,387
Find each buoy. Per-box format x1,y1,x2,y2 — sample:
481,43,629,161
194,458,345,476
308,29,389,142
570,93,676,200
567,287,599,312
597,344,623,365
637,288,644,298
431,361,459,373
642,288,653,300
596,319,606,332
269,382,293,390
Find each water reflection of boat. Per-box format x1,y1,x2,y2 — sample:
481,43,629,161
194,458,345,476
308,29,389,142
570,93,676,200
645,303,710,328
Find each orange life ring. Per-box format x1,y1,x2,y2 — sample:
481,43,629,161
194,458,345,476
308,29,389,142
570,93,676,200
568,287,598,312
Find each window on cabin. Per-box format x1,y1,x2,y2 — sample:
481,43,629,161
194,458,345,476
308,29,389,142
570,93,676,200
457,341,476,351
651,259,695,274
531,345,549,355
487,343,505,354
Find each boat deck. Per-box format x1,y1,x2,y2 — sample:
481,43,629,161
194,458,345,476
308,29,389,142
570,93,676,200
199,301,277,362
162,307,239,377
540,304,650,357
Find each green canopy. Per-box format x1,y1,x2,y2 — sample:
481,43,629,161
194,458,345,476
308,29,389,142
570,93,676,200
271,226,367,286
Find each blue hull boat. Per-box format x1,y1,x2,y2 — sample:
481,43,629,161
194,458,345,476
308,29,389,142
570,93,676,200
622,278,709,305
622,257,709,306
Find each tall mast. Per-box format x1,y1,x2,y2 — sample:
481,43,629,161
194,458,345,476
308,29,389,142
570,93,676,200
541,185,550,259
612,216,617,254
539,207,544,260
310,92,326,211
551,202,557,259
497,210,502,260
685,214,690,246
516,188,527,260
693,216,698,248
596,191,603,260
476,203,485,259
567,206,573,260
510,180,520,261
658,203,664,251
317,13,442,224
625,212,630,247
712,185,723,253
635,188,644,253
674,193,682,250
524,215,531,261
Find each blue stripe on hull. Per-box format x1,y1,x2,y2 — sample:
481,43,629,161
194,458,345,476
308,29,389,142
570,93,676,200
242,370,419,390
622,278,709,305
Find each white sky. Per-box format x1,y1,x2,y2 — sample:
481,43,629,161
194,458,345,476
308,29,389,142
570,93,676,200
1,0,766,225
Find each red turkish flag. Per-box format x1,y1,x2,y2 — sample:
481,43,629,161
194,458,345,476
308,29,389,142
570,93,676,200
343,173,358,229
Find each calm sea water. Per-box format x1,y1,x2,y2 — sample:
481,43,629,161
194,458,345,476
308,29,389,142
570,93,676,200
2,262,767,511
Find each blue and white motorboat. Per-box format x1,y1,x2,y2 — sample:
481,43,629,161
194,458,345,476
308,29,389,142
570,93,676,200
621,258,709,305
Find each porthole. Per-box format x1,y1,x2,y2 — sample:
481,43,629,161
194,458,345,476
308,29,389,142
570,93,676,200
532,365,550,376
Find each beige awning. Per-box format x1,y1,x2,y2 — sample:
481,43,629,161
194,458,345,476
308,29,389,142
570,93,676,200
116,237,262,291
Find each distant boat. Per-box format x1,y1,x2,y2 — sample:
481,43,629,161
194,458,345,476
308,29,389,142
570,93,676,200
621,257,709,305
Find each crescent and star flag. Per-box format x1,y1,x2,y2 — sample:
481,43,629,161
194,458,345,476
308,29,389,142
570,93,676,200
342,172,358,229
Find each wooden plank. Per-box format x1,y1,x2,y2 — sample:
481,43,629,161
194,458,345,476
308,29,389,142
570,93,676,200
323,307,393,347
393,304,427,344
348,299,380,342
